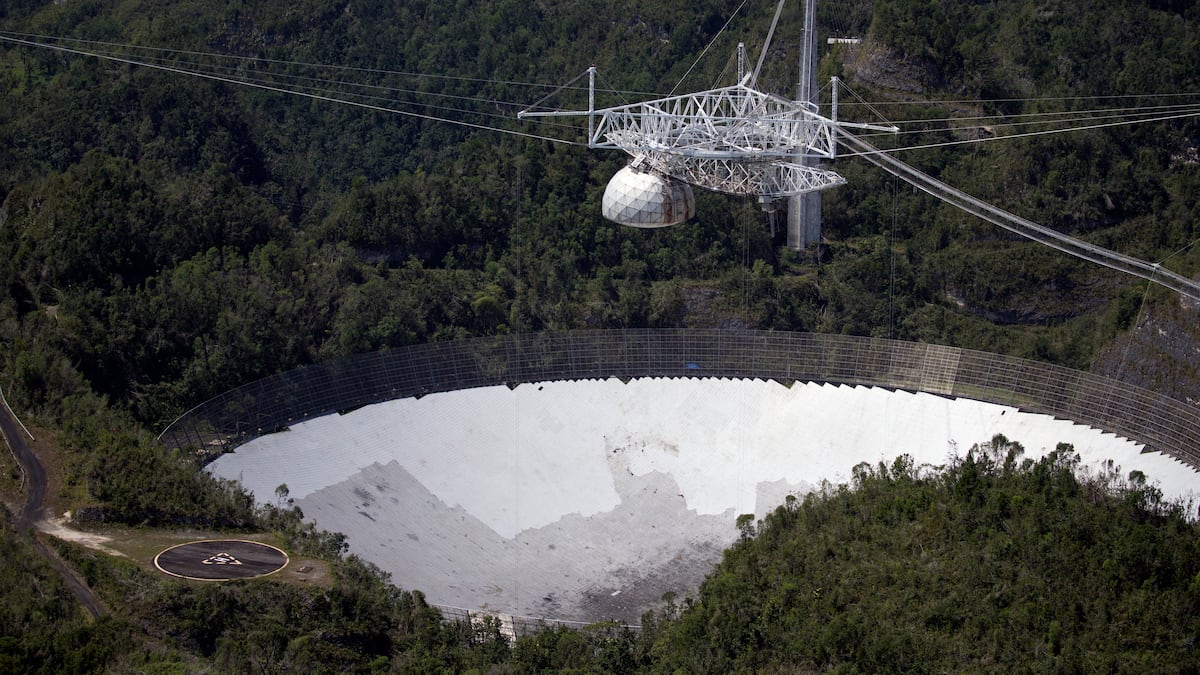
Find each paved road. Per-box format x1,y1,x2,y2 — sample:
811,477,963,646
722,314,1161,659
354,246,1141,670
0,390,45,533
0,387,105,619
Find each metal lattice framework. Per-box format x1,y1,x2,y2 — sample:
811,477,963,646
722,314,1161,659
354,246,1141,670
160,330,1200,471
596,84,835,157
517,1,896,202
515,0,1200,299
523,76,855,199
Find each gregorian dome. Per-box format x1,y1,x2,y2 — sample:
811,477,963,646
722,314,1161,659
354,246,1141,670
601,164,696,227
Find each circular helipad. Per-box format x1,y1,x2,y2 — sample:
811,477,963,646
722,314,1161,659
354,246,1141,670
154,540,289,581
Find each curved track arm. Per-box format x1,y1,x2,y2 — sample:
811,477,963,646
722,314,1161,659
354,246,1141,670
838,131,1200,303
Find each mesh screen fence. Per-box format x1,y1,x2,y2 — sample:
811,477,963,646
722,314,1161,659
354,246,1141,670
159,329,1200,469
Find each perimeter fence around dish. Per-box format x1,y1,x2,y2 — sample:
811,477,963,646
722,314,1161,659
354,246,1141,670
159,329,1200,470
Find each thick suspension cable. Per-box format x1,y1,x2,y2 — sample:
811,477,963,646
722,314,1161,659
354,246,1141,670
668,0,751,96
0,32,587,147
839,131,1200,302
751,0,788,88
841,106,1200,158
880,101,1200,128
9,27,1200,300
846,90,1200,109
9,30,1200,151
829,78,1200,157
0,30,647,95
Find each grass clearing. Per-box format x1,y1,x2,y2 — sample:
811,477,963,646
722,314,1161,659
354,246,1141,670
67,525,334,588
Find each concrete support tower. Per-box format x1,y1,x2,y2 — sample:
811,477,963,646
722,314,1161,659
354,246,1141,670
788,0,821,250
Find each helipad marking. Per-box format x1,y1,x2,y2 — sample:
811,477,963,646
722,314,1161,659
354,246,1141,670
154,540,288,581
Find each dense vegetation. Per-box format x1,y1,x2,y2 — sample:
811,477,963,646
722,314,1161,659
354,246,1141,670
4,442,1199,672
651,439,1200,672
4,1,1198,431
1,0,1199,671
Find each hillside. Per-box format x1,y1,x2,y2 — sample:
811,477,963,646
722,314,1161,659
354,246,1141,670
4,438,1199,672
648,441,1200,672
1,0,1200,670
3,0,1199,425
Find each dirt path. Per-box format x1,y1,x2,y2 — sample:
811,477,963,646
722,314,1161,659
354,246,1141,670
0,387,106,619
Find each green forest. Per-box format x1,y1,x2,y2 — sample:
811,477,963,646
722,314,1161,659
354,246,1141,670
2,0,1200,670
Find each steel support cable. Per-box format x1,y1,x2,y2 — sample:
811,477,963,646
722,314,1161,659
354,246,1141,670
105,55,588,132
844,106,1200,161
10,30,1200,118
880,101,1200,128
196,68,590,135
2,32,619,138
838,131,1200,302
751,0,788,89
874,108,1200,146
0,30,605,94
134,54,579,114
876,107,1200,141
830,79,1200,129
5,34,588,127
669,0,751,96
0,33,587,147
0,30,669,101
849,107,1200,152
518,69,592,114
846,90,1200,109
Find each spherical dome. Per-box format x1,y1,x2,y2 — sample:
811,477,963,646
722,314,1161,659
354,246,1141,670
601,166,696,228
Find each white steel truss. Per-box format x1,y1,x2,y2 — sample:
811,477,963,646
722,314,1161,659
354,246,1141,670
593,82,838,160
626,149,847,198
595,80,845,198
520,69,893,199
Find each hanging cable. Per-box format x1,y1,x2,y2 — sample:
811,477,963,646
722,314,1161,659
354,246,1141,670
9,22,1200,307
845,90,1200,110
594,70,632,109
0,30,639,94
709,48,740,90
1156,236,1200,269
842,107,1200,158
0,32,593,146
10,29,1200,153
669,0,752,95
751,0,788,89
1114,280,1154,381
838,130,1200,302
517,68,593,115
888,172,899,340
874,101,1200,129
834,79,895,127
857,106,1200,145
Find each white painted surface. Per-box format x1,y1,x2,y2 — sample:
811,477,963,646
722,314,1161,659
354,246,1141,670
209,378,1199,622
